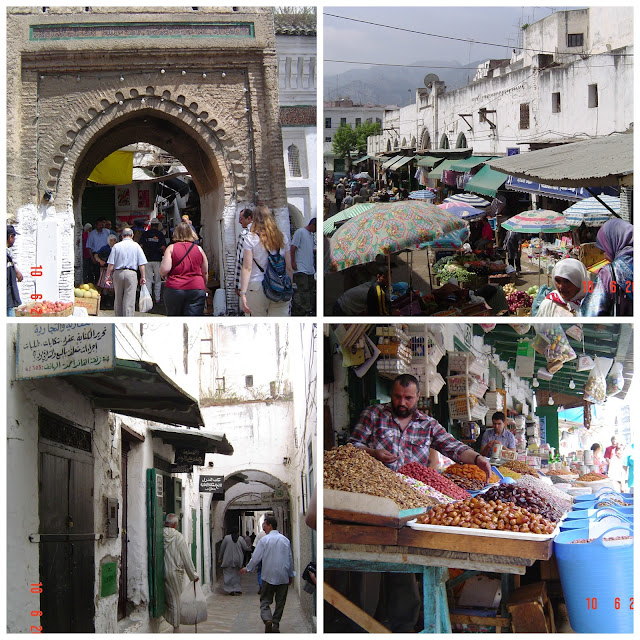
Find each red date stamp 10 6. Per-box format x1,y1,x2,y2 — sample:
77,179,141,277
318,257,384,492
586,597,633,610
583,280,633,294
30,582,43,633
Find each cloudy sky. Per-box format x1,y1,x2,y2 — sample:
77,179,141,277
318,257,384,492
324,6,557,76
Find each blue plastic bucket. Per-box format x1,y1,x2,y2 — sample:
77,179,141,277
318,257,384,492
560,512,633,532
565,506,633,520
573,499,634,510
574,490,633,503
554,525,634,632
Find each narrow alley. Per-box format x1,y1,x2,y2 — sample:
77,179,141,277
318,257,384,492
159,572,314,634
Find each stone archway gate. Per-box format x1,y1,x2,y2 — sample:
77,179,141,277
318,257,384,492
7,7,288,308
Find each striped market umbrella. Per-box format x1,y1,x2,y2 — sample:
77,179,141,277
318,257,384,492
444,193,491,208
563,195,621,227
501,209,572,234
501,209,572,285
438,203,485,221
322,202,376,236
328,201,468,272
408,189,437,200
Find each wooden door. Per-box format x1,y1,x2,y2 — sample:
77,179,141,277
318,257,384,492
39,444,95,632
118,443,129,620
147,468,165,618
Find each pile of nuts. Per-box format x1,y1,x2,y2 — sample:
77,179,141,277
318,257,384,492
483,484,563,522
444,463,490,483
417,497,556,534
398,462,470,500
577,472,607,481
443,473,485,492
323,445,438,510
500,460,540,477
546,469,574,476
572,536,633,544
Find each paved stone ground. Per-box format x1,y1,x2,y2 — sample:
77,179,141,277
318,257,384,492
160,572,314,634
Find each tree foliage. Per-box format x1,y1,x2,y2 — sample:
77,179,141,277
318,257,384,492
332,121,381,165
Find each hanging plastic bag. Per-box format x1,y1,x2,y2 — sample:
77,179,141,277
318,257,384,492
510,323,531,336
606,362,624,397
180,580,208,625
532,325,576,373
565,325,583,341
576,353,595,372
515,339,535,378
584,357,613,404
480,323,496,332
138,285,153,313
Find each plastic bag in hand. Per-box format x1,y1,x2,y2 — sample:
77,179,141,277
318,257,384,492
179,580,208,625
138,285,153,313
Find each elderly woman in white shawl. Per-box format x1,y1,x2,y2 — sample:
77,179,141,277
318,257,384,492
219,528,249,595
536,258,590,317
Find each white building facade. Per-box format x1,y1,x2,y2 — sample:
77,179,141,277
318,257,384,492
7,322,316,633
368,8,633,157
276,18,318,228
324,100,386,173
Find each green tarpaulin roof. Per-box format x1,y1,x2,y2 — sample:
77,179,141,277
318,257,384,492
388,156,412,171
416,155,444,168
449,156,495,172
464,164,508,197
381,155,404,169
428,158,459,180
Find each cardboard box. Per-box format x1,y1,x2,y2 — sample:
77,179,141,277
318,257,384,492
74,295,101,315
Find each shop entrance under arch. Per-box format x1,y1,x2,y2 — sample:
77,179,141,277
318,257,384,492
72,109,229,283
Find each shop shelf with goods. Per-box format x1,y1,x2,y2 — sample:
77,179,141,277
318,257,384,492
376,324,413,381
409,328,446,399
447,350,486,377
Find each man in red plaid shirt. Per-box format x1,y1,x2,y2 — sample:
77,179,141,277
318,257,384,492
350,373,491,478
348,373,491,632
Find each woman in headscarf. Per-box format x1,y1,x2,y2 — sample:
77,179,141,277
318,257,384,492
218,528,249,595
581,219,633,316
535,258,589,317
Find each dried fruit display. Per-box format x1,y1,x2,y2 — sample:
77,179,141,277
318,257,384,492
577,472,608,481
397,474,455,504
483,485,563,522
398,462,470,500
417,497,556,534
442,473,485,492
515,475,573,514
324,445,438,510
444,463,490,483
500,460,540,477
498,466,522,479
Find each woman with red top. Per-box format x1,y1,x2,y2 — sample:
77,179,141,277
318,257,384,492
160,222,208,316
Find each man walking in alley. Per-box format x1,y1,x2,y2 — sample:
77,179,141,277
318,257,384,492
164,513,199,633
239,515,294,633
234,208,253,300
290,217,316,316
139,218,167,306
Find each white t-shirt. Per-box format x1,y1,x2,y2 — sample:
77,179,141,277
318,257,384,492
291,227,316,275
244,232,290,283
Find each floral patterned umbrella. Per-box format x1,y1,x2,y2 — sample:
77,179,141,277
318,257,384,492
328,201,468,272
501,209,572,234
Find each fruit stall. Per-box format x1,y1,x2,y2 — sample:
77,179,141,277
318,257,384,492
323,323,634,634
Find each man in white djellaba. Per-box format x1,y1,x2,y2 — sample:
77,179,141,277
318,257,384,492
163,513,199,632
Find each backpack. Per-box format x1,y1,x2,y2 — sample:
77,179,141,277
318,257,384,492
254,251,293,302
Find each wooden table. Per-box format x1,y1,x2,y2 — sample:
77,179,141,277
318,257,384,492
324,519,554,633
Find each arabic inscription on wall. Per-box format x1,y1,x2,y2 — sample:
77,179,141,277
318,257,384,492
17,324,115,379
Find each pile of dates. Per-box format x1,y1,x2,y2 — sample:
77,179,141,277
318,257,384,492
483,484,563,523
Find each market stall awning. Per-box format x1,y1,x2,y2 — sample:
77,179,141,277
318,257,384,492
427,158,459,180
488,134,633,187
387,156,413,171
150,425,233,456
474,324,633,403
416,155,444,168
64,358,205,428
354,154,372,163
449,156,494,172
464,165,508,197
503,176,618,202
381,155,404,169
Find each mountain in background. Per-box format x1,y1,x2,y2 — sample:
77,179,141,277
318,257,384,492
324,58,494,106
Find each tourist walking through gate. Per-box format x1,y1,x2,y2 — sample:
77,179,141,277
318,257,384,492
290,217,316,316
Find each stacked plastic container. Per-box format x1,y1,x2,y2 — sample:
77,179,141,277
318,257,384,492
554,488,634,632
446,351,489,422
